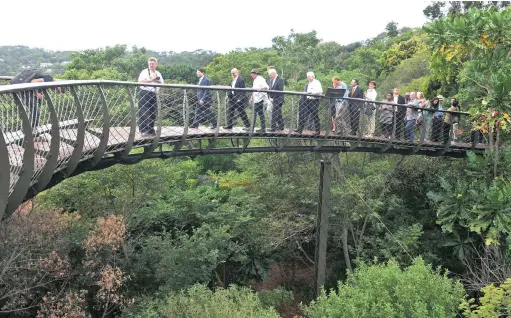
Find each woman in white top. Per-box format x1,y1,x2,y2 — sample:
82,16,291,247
364,81,378,137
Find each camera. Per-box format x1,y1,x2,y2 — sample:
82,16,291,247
155,76,161,81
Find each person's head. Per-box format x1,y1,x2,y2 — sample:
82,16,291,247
452,100,459,108
250,68,259,79
451,97,457,105
417,91,424,99
196,68,205,78
410,92,417,99
432,97,440,105
393,88,400,96
351,79,359,86
231,68,239,78
306,71,315,82
332,76,340,87
405,92,410,98
368,80,376,89
387,93,393,101
267,65,275,71
148,57,157,70
268,68,277,79
437,95,444,103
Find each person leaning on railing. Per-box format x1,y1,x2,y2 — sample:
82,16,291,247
295,71,323,135
430,97,443,142
416,92,431,141
137,57,164,137
379,93,395,139
405,92,420,142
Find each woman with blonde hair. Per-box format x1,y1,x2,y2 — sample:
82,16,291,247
417,92,431,141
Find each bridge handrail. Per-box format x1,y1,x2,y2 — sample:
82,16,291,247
0,80,471,116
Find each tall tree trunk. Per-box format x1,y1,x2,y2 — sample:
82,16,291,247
341,219,352,272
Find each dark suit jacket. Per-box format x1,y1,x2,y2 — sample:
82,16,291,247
227,76,247,103
349,85,364,99
395,95,406,117
349,85,364,107
197,76,211,104
268,75,284,105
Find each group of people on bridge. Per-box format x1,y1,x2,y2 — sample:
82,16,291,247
137,57,469,144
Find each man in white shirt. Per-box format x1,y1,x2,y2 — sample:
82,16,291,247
250,69,269,132
295,71,323,135
137,57,164,137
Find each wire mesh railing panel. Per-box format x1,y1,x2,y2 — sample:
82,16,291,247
0,93,23,194
51,87,80,173
158,87,187,145
102,85,133,154
74,85,103,160
14,90,52,184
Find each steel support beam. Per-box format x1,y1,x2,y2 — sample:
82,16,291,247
5,93,35,218
314,158,331,297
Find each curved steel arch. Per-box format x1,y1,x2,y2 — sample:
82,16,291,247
0,80,487,218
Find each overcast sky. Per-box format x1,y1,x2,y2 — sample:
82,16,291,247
2,0,432,53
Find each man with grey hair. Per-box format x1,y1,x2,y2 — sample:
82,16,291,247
294,71,323,135
225,68,250,130
137,57,164,137
267,68,285,131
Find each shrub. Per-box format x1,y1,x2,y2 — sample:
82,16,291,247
123,284,280,318
304,257,465,318
460,277,511,317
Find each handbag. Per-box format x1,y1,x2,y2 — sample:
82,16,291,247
416,114,424,125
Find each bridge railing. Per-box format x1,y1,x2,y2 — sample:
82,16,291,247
0,80,485,219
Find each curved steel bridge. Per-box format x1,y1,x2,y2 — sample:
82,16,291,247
0,79,486,219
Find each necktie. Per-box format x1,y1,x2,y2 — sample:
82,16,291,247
351,87,355,96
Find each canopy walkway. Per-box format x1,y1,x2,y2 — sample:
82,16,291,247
0,79,487,219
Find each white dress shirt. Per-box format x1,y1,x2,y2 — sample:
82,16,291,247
138,68,164,92
252,75,269,103
393,95,399,104
307,79,323,99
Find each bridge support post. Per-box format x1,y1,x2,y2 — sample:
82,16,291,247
314,155,332,298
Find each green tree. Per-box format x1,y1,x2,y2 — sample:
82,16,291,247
385,21,399,37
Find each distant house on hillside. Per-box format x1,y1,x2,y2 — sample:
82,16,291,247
40,62,53,68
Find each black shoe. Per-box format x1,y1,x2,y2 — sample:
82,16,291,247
210,126,217,130
268,128,277,132
258,128,266,133
223,126,233,129
190,125,198,129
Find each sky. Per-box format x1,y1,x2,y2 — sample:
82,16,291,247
2,0,432,53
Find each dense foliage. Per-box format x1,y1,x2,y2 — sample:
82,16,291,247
2,4,511,317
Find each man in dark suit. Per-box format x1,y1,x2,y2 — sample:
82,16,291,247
348,79,364,135
267,68,285,131
393,88,406,139
192,68,216,129
225,68,250,130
